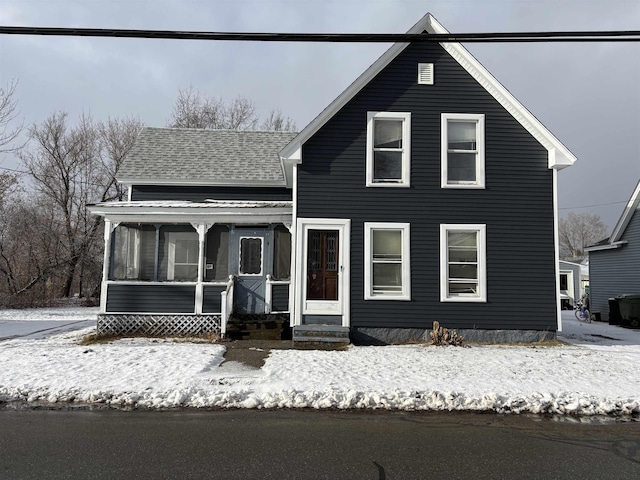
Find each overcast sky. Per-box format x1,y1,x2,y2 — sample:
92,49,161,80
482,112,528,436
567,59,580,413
1,0,639,231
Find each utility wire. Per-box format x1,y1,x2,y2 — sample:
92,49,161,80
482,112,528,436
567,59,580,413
1,26,640,42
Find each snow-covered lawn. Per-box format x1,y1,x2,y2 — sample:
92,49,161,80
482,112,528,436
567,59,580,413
1,308,639,415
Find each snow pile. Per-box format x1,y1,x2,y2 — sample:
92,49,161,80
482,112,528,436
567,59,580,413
1,309,639,415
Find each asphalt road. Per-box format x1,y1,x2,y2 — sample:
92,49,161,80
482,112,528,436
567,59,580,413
0,409,639,479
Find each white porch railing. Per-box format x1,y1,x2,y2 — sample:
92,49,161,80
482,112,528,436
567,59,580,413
220,275,235,337
265,275,290,314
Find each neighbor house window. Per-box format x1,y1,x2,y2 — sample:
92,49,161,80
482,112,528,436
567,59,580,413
441,113,485,188
366,112,411,186
364,222,411,300
440,224,486,302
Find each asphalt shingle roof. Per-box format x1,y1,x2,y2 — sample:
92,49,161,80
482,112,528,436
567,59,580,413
116,127,298,184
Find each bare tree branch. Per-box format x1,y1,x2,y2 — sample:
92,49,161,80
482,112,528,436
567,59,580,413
559,212,609,261
0,79,24,153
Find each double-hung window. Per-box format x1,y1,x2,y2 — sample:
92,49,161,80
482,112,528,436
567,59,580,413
364,223,411,300
366,112,411,187
440,224,486,302
441,113,485,188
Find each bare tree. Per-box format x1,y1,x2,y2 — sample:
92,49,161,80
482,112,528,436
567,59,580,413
168,86,258,130
559,212,608,261
0,79,24,153
261,108,297,132
17,112,143,299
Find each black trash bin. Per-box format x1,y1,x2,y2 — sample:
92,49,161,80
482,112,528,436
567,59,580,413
618,294,640,328
609,297,622,325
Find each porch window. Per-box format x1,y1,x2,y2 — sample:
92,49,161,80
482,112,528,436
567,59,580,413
441,113,485,188
364,222,411,300
440,224,486,302
366,112,411,187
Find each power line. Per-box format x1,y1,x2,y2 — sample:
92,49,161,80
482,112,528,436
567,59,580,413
1,26,640,42
559,200,628,210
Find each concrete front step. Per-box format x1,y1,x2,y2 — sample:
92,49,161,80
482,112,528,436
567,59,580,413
226,315,289,340
293,325,350,343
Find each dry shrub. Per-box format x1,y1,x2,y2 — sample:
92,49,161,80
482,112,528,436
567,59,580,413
429,321,466,347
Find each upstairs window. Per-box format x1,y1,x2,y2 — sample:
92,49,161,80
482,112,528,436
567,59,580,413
441,113,485,188
366,112,411,187
364,222,411,300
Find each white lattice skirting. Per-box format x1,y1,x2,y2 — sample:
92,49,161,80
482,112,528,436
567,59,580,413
97,314,221,337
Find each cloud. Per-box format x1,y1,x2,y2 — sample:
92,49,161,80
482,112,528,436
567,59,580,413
1,0,639,227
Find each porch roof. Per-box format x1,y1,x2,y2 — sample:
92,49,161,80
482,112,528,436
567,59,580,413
116,128,298,186
87,199,293,224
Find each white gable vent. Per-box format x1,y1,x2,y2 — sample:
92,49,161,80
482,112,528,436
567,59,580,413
418,63,434,85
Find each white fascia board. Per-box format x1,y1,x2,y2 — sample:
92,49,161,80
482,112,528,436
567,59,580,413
116,177,288,188
609,180,640,242
91,213,292,225
280,13,577,171
585,241,628,252
87,205,292,225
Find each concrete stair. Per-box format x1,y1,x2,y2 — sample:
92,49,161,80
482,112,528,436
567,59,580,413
292,325,350,344
226,314,289,340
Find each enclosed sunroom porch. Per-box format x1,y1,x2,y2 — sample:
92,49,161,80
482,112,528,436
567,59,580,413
88,200,292,337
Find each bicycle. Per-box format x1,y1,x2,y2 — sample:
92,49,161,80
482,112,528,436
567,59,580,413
574,301,591,323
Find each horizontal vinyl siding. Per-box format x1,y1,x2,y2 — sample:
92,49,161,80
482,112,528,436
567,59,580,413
131,185,291,202
271,284,290,312
298,42,557,332
589,209,640,319
202,284,225,313
106,284,196,313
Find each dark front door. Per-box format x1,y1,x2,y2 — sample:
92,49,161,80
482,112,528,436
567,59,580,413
306,230,339,300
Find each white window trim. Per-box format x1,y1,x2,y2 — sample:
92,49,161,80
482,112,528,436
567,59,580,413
366,111,411,187
440,224,487,302
364,222,411,300
441,113,485,189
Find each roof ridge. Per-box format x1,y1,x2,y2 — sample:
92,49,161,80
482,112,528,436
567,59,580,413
143,126,298,135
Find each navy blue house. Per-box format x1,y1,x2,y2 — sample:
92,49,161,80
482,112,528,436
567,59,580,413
89,13,576,343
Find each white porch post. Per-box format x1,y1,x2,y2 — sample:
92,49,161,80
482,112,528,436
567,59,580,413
100,220,118,314
193,223,213,315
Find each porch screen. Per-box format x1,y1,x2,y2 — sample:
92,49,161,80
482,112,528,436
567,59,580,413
273,225,291,280
110,224,156,280
205,225,230,281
